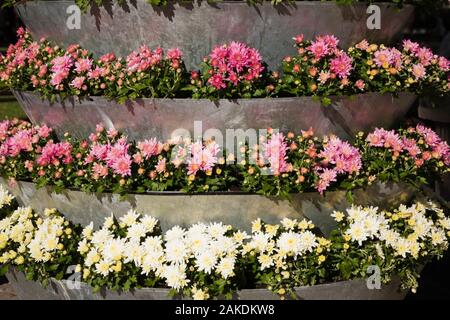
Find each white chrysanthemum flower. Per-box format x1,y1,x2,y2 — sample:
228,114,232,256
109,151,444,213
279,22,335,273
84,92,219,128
0,217,12,232
233,230,249,244
249,232,272,252
251,218,262,234
103,214,115,229
28,240,44,261
9,224,26,243
141,250,165,275
212,236,237,256
126,223,147,241
123,240,144,266
195,250,217,274
277,231,302,256
208,222,229,239
346,221,369,245
192,287,210,300
95,259,112,276
187,223,207,237
298,230,318,253
362,214,383,238
216,256,235,279
78,239,90,254
411,213,432,240
91,228,113,246
186,232,210,255
82,222,94,240
164,226,186,242
346,205,367,222
165,239,188,264
439,217,450,230
142,236,163,252
431,229,447,246
85,249,101,267
119,209,140,227
258,254,274,270
140,215,158,233
162,263,189,290
280,218,298,230
0,186,14,209
393,238,412,258
331,211,345,223
379,229,401,247
103,238,125,262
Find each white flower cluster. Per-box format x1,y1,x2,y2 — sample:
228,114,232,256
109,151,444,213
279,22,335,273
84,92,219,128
245,217,322,271
78,210,160,279
79,210,244,292
333,202,450,259
0,185,14,209
28,209,69,262
0,206,70,265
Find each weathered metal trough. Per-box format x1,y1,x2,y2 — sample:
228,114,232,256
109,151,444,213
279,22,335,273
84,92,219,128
13,91,417,142
6,269,408,300
0,178,417,236
15,1,415,70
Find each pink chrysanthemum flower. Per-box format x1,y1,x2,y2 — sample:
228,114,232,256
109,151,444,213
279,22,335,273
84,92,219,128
307,39,329,60
330,52,353,79
75,58,92,73
137,138,162,160
37,141,73,166
264,132,289,175
187,141,220,176
316,168,337,194
110,154,132,177
319,136,362,174
402,40,420,53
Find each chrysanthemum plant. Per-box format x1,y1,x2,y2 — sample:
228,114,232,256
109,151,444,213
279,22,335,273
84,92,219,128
279,35,450,105
1,119,449,198
186,41,274,99
0,29,187,103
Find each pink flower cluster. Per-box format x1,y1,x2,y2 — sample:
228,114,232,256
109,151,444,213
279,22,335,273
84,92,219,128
86,133,133,178
367,125,450,167
186,141,220,176
307,35,340,60
1,28,184,99
37,141,73,166
263,132,290,175
316,136,362,194
0,123,51,158
204,41,264,89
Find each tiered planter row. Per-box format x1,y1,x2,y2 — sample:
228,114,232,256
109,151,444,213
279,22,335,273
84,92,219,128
0,178,416,237
15,1,415,70
5,0,429,300
14,91,417,141
6,269,407,300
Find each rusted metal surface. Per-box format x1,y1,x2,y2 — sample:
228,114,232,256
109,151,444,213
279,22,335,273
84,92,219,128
13,91,417,142
0,178,417,236
15,1,415,70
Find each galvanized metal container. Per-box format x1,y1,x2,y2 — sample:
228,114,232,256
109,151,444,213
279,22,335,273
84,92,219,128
15,1,415,70
13,91,417,142
0,178,417,236
6,269,408,300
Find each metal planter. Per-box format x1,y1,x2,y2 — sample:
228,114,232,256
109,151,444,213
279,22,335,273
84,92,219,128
15,1,415,70
6,269,407,300
13,91,417,142
0,178,417,236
